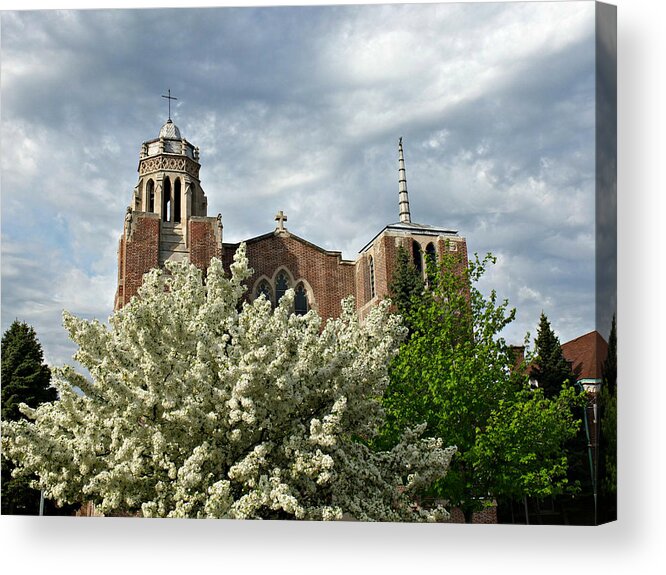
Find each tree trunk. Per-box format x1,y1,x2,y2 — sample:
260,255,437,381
523,496,530,525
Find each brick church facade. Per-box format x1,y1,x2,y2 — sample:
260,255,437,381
115,118,467,318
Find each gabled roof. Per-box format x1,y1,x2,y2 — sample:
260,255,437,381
561,331,608,381
222,229,355,264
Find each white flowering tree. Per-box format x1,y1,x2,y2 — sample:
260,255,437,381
2,245,455,520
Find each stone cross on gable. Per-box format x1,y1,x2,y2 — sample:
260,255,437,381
275,210,288,231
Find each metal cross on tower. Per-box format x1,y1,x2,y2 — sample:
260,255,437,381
161,89,178,121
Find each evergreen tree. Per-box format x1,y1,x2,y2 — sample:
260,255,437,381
602,314,617,395
1,320,56,515
531,312,575,398
530,314,603,523
389,245,425,331
598,314,617,521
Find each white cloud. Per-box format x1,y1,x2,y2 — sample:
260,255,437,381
1,237,114,367
518,285,549,306
1,3,601,364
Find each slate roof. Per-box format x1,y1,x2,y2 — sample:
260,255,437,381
159,119,182,139
561,331,609,381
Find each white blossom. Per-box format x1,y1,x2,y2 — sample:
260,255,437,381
2,244,456,520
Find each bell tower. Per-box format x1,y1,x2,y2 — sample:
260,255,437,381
355,137,468,319
115,115,222,310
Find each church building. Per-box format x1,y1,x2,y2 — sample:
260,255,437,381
115,116,468,319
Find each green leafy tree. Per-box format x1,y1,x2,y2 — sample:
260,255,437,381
1,320,57,514
389,245,425,331
532,312,576,398
378,249,582,522
471,386,582,501
524,313,600,524
2,245,456,521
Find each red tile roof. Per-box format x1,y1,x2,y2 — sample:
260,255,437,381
561,331,608,381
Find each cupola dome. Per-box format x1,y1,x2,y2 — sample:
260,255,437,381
159,119,181,140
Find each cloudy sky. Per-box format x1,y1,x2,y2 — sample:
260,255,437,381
1,1,604,368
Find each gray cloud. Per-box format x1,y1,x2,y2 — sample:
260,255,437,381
1,2,605,367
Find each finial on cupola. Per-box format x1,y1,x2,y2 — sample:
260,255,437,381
398,137,412,224
161,89,178,122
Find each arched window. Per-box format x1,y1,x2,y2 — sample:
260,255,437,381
275,271,290,304
425,242,437,284
135,181,143,211
425,242,436,263
147,180,155,212
294,283,309,316
256,280,273,305
412,240,423,275
368,255,376,299
162,177,172,222
174,178,182,223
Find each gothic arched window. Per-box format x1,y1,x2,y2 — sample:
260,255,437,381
174,178,181,223
256,280,273,305
368,255,376,299
294,283,309,316
147,180,155,213
412,240,423,275
425,242,437,284
135,181,143,211
425,242,436,263
275,272,290,304
162,177,172,222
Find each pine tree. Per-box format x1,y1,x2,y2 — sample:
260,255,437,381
602,314,617,395
598,314,617,521
531,313,600,523
531,312,575,399
1,320,57,514
1,321,55,421
389,245,425,331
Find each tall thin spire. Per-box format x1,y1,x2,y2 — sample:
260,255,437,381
398,137,412,223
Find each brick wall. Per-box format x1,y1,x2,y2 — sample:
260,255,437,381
375,235,400,302
449,503,498,524
114,237,125,310
189,216,222,273
356,234,402,319
115,214,222,310
223,232,356,322
116,213,160,309
355,253,372,311
355,232,468,318
437,237,469,276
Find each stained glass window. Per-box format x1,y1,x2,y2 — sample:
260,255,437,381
276,272,290,304
295,283,309,315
